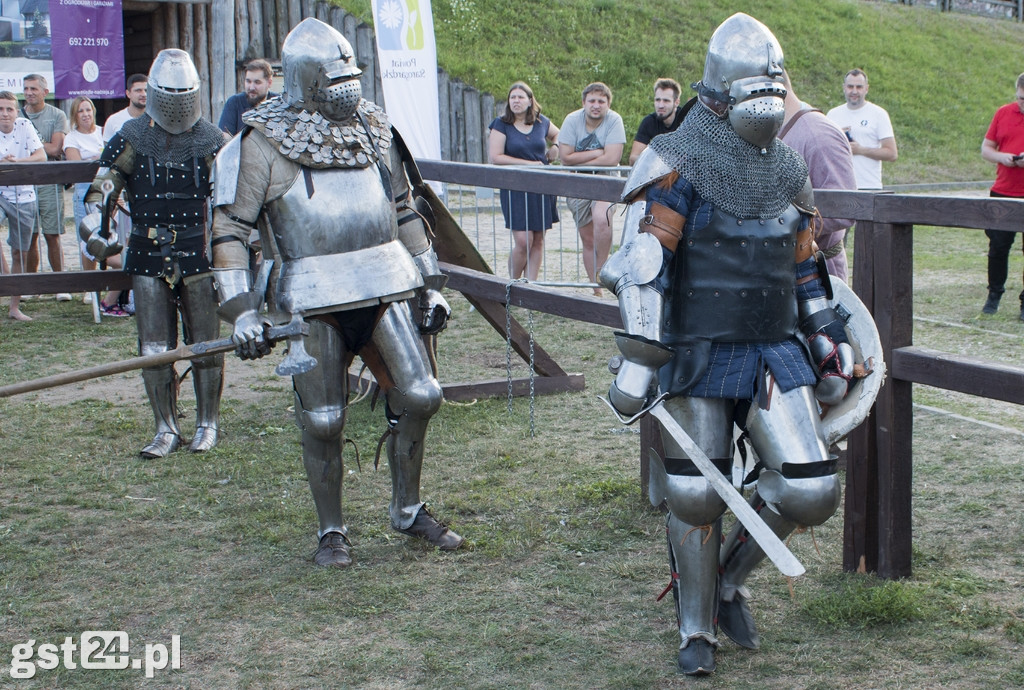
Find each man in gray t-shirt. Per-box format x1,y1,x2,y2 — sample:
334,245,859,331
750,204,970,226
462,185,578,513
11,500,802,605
557,82,626,294
22,74,70,300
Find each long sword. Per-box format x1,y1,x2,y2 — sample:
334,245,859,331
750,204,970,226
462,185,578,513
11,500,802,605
647,402,806,578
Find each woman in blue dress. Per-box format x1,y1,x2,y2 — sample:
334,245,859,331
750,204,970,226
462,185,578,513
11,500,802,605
488,82,560,280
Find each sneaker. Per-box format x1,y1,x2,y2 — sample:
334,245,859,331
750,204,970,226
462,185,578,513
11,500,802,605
56,293,72,302
982,292,1001,315
101,303,129,317
393,507,464,550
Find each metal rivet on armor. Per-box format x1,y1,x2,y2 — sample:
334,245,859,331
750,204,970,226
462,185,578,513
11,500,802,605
685,349,692,355
687,290,694,297
763,240,769,247
762,289,768,296
713,240,720,247
758,219,765,225
778,217,785,223
713,290,720,297
740,240,747,247
740,290,747,297
737,219,743,226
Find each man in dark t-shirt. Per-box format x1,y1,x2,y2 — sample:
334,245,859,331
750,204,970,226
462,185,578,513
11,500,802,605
629,77,684,164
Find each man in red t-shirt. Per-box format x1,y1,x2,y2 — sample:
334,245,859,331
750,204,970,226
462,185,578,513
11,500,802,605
980,72,1024,318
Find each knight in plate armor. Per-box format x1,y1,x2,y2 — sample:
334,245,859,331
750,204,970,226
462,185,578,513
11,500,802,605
82,49,225,459
210,18,462,568
599,14,857,675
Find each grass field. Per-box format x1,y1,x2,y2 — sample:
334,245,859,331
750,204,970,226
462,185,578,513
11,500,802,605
1,217,1023,687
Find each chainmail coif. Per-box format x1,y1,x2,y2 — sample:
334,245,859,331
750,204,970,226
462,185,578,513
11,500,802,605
118,116,223,164
648,103,808,219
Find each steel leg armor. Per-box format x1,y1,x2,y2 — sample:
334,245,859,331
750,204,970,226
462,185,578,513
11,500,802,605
292,319,350,540
649,396,733,673
179,275,223,452
135,275,183,458
134,274,223,457
718,378,841,648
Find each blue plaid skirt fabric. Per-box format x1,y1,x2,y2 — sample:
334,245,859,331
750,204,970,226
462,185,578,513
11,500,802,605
685,339,817,399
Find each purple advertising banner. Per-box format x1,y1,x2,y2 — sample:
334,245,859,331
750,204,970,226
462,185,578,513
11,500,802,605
51,0,125,99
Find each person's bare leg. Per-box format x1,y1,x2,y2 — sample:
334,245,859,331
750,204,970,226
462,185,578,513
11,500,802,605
525,231,545,281
44,234,64,272
578,219,597,287
591,200,613,294
8,246,30,319
509,230,529,279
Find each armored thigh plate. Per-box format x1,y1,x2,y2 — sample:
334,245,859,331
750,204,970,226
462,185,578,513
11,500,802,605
746,382,840,526
648,397,732,525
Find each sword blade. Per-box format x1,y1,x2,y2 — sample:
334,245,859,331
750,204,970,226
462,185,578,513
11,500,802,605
648,403,806,578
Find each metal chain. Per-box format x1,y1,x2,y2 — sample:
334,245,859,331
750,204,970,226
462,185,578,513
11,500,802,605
505,280,516,414
527,307,536,437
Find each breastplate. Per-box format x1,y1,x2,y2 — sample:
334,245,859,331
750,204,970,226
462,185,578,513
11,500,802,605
665,205,802,343
266,166,421,315
267,166,396,259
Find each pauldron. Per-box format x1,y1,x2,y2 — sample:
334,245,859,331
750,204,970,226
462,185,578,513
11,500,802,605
243,97,392,170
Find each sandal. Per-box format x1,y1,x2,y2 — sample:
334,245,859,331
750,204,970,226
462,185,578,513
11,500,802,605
101,304,129,317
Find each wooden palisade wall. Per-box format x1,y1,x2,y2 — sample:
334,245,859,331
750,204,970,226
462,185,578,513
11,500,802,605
140,0,492,163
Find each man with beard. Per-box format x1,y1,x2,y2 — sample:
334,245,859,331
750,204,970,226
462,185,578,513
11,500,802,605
600,13,855,675
103,74,148,141
82,49,224,458
628,78,684,165
218,59,276,138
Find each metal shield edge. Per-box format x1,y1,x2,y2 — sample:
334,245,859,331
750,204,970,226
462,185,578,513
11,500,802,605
819,279,886,446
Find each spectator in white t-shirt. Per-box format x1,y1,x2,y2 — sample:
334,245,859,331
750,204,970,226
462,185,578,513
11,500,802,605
826,69,898,189
0,90,45,320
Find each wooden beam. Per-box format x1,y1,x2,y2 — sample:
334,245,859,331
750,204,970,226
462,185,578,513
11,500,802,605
893,346,1024,405
441,263,621,329
0,271,132,297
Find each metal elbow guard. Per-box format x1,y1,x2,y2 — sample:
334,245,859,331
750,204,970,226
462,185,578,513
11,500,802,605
599,208,664,293
608,361,656,416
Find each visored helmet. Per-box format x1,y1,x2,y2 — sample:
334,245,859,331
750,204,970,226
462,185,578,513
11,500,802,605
146,49,201,134
281,18,363,123
696,13,786,149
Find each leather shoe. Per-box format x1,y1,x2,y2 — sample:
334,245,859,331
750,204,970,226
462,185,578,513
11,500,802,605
313,531,353,568
677,638,716,676
394,507,464,550
718,596,761,649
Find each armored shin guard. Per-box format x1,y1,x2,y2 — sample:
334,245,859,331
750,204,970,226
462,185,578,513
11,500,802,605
140,366,182,458
180,274,224,452
292,320,348,543
717,493,796,649
189,355,223,452
667,514,722,647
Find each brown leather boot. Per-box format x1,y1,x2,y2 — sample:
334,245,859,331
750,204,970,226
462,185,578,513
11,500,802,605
394,507,464,551
313,531,353,568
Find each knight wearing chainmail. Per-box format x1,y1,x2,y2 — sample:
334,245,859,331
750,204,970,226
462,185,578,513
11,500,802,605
82,49,224,459
210,18,462,568
599,14,856,675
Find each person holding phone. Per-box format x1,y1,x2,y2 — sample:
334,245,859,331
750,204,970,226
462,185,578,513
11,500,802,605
979,72,1024,318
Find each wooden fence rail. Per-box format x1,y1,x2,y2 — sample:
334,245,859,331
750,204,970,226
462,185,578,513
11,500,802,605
3,160,1023,580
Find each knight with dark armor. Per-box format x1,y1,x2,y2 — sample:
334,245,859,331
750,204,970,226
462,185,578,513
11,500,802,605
600,14,857,675
210,18,462,568
82,49,224,459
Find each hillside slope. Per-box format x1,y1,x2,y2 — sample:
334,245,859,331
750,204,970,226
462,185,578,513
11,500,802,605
337,0,1024,184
